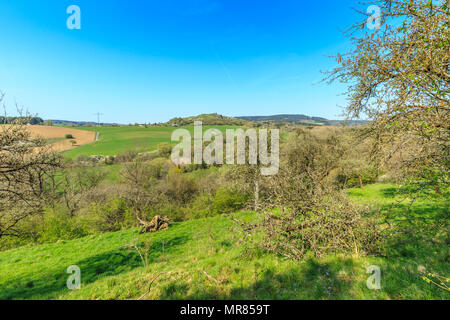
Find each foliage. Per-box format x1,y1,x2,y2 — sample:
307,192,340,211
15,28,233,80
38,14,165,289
188,187,250,219
37,209,89,243
334,128,380,188
164,168,198,205
0,116,43,125
255,193,382,259
0,104,62,238
239,129,383,259
326,0,449,187
86,198,135,232
54,167,107,217
157,142,172,158
115,149,138,163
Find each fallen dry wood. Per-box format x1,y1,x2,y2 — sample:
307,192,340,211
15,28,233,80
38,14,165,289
201,270,227,285
137,215,170,234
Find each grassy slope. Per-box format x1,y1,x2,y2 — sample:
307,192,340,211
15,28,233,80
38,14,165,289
62,125,240,159
0,184,448,300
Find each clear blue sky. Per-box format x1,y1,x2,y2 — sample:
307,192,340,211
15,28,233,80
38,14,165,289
0,0,361,124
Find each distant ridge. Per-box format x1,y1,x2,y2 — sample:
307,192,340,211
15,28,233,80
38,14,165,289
44,113,367,127
166,113,246,126
236,114,367,126
237,114,328,124
49,120,120,127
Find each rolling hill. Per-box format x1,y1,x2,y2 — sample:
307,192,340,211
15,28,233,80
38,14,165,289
167,113,247,126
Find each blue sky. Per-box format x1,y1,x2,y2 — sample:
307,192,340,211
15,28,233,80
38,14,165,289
0,0,361,124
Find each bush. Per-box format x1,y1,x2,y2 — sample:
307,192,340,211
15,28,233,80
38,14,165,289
188,187,249,219
158,143,172,158
38,210,89,243
115,149,138,163
65,134,74,139
254,193,382,259
212,187,249,214
137,151,159,162
86,199,134,232
236,129,383,259
188,194,214,219
336,167,379,188
164,168,197,205
75,154,89,163
148,158,171,179
181,163,208,173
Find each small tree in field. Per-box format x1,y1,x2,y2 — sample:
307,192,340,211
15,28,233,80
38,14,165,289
326,0,449,187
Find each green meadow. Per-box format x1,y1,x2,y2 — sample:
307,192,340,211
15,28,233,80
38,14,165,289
62,125,240,159
0,184,448,300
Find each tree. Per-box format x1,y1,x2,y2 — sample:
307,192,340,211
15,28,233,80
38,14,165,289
57,167,106,217
236,129,382,259
0,95,62,238
227,163,262,210
326,0,449,186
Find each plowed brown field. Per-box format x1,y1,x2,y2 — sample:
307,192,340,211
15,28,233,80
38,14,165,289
3,125,96,151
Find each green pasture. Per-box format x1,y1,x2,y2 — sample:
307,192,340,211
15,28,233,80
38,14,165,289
62,125,240,159
0,184,448,300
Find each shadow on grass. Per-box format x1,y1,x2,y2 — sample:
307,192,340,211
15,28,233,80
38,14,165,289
374,191,450,299
157,246,449,300
158,257,358,300
229,258,357,300
1,235,189,300
76,235,189,283
380,201,448,224
380,187,398,198
381,184,448,200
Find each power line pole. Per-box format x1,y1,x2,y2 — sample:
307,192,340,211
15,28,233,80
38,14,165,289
93,112,104,126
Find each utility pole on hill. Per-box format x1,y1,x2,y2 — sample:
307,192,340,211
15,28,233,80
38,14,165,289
94,112,104,126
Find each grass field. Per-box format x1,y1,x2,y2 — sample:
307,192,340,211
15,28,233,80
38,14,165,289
62,125,240,159
0,184,448,300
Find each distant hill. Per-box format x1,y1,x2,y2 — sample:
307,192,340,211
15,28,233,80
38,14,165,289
166,113,246,126
237,114,329,125
165,113,367,126
46,113,367,127
237,114,367,126
49,120,120,127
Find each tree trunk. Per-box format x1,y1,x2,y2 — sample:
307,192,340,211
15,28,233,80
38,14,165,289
359,176,364,189
254,179,260,211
